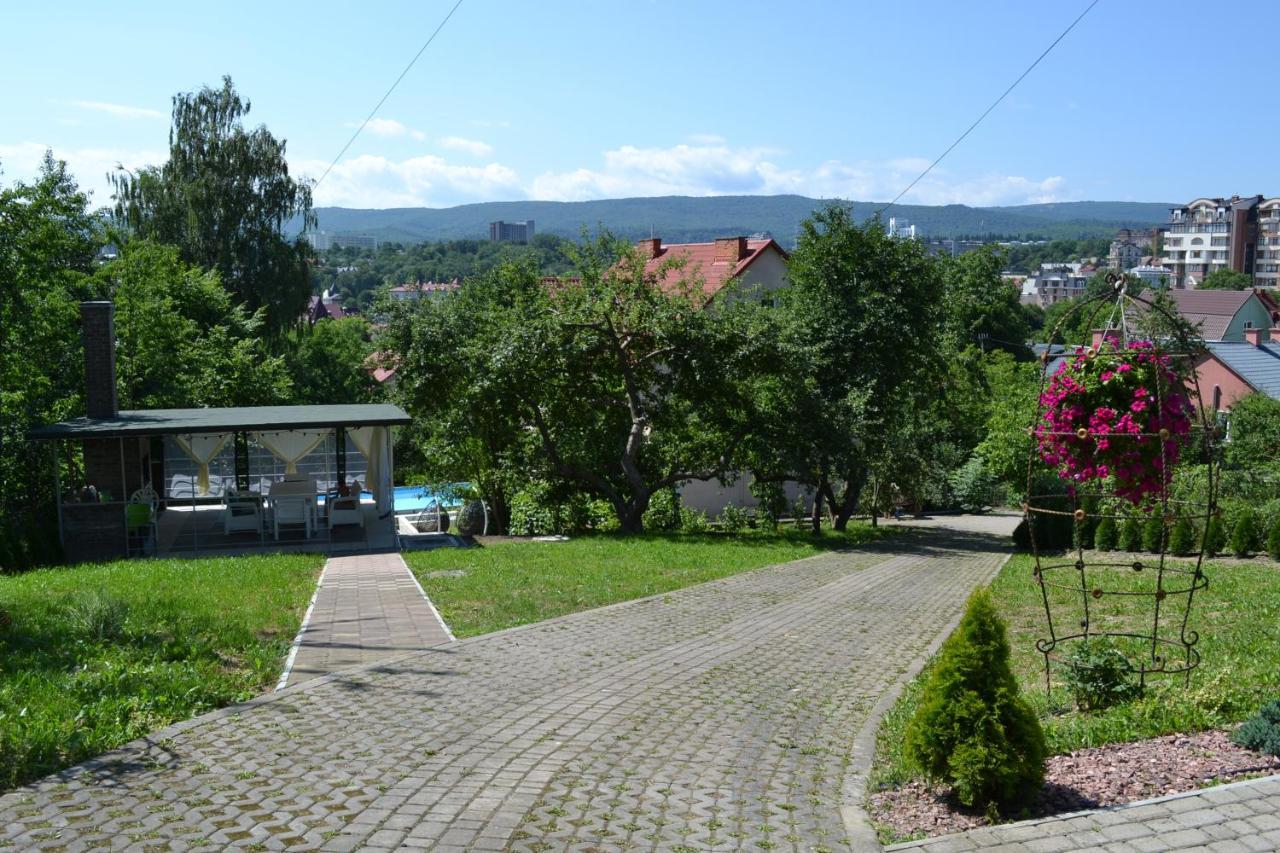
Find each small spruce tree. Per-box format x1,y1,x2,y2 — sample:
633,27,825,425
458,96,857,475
904,589,1046,811
1268,517,1280,562
1094,516,1118,551
1168,515,1195,557
1142,513,1165,554
1204,514,1226,558
1232,508,1260,558
1121,515,1144,553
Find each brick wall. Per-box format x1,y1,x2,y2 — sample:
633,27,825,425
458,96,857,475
61,503,127,563
81,301,117,420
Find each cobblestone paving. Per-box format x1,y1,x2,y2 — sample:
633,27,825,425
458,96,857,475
0,530,1008,851
285,553,454,687
887,774,1280,852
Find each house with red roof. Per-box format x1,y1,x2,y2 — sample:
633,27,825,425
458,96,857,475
635,236,789,302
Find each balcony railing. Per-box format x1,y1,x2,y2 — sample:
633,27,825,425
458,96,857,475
1168,223,1230,233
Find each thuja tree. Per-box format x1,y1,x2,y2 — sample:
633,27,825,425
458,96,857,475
110,76,315,338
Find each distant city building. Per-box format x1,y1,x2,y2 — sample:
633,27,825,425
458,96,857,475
489,220,535,243
1160,195,1280,288
303,231,379,251
304,288,346,325
886,217,918,240
1107,234,1145,271
1026,262,1090,308
1130,264,1174,287
633,236,790,303
388,280,461,302
925,238,987,257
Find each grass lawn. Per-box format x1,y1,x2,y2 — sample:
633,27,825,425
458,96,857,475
871,551,1280,792
407,525,891,638
0,554,322,792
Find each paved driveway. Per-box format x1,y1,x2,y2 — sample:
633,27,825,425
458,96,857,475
1,525,1012,851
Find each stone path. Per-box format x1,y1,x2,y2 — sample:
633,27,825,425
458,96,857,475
283,553,454,688
887,774,1280,852
0,528,1010,851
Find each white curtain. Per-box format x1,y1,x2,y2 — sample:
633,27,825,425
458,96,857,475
173,433,232,495
348,426,393,516
253,429,327,474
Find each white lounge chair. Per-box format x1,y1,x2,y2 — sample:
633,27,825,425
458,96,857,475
222,490,262,535
327,479,365,530
271,494,314,539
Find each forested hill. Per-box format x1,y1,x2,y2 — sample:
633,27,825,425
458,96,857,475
307,196,1173,245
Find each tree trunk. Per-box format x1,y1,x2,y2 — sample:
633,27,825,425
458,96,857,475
614,488,650,535
831,471,865,532
811,476,827,535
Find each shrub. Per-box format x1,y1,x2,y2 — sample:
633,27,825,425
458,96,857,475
68,591,129,642
1268,517,1280,561
679,506,710,533
1168,515,1196,557
1142,513,1165,554
950,455,994,514
750,480,787,531
1075,497,1099,550
1093,516,1118,551
508,490,556,536
1121,515,1144,553
642,488,681,531
718,504,752,533
904,589,1046,811
1204,514,1227,557
1231,508,1261,558
1232,699,1280,757
1062,637,1141,710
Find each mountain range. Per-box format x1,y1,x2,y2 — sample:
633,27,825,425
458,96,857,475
307,195,1174,246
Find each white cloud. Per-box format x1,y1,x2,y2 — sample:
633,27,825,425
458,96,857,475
358,118,410,138
295,153,521,208
437,136,493,157
0,142,166,204
71,100,165,119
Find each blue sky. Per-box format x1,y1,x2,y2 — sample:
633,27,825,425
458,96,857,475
3,1,1275,210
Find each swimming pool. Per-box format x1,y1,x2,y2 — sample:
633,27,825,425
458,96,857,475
316,484,468,513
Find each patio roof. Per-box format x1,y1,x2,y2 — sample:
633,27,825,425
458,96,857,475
28,403,412,440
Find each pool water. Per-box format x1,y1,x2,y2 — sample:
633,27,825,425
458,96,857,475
317,484,467,513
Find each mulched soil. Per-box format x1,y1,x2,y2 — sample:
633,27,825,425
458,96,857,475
868,729,1280,841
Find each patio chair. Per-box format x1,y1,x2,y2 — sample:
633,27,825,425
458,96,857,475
327,479,365,530
271,494,314,540
126,485,159,553
222,489,263,535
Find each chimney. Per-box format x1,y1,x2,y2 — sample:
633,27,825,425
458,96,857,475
714,236,749,264
1244,326,1265,346
82,301,118,419
636,238,661,260
1090,329,1107,349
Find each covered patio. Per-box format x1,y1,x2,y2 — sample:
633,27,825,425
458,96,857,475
30,403,413,562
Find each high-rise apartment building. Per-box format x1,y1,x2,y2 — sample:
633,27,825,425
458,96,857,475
1160,196,1280,288
489,220,535,243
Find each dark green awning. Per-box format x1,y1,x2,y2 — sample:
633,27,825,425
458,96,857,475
28,404,412,440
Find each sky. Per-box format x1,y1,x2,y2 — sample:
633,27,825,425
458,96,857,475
3,1,1276,211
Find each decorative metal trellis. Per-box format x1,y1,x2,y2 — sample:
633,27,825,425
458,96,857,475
1024,273,1220,692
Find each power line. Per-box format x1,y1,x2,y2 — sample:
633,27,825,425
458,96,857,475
877,0,1101,217
314,0,467,189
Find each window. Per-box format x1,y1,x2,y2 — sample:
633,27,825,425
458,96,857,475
1212,386,1222,412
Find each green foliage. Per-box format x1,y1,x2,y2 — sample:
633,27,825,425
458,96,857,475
641,488,682,531
1198,269,1254,291
508,488,558,537
1093,516,1118,551
1232,700,1280,757
1062,637,1141,711
1121,515,1144,553
949,455,994,514
717,504,753,533
903,589,1046,810
940,246,1031,359
1142,513,1165,554
1224,394,1280,470
1268,516,1280,561
974,352,1039,491
1169,515,1196,557
679,506,711,533
109,76,314,337
1204,514,1227,557
1231,508,1261,558
284,317,379,405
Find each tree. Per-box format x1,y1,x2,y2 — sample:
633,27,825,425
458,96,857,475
96,241,292,408
109,76,314,337
757,206,943,531
940,245,1031,359
975,351,1039,492
0,153,100,568
286,317,379,405
1198,269,1253,291
1224,394,1280,470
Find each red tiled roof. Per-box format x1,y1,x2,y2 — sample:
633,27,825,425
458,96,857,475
390,279,461,294
642,238,787,297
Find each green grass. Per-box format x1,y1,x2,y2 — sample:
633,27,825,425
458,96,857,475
0,554,322,791
407,526,891,638
871,552,1280,792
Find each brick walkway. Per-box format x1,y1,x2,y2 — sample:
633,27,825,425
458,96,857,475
0,529,1010,851
887,774,1280,852
283,553,454,688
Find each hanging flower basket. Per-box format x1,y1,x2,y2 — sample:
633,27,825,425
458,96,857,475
1036,336,1194,505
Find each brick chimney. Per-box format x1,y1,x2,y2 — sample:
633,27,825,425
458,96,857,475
82,301,118,419
635,238,661,260
714,236,748,264
1244,326,1266,346
1090,329,1107,349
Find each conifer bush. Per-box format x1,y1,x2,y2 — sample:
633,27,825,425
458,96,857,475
1168,515,1195,557
1093,516,1118,551
1204,514,1226,558
1268,517,1280,562
1232,699,1280,757
904,589,1046,811
1121,515,1144,553
1232,508,1260,558
1142,513,1165,554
